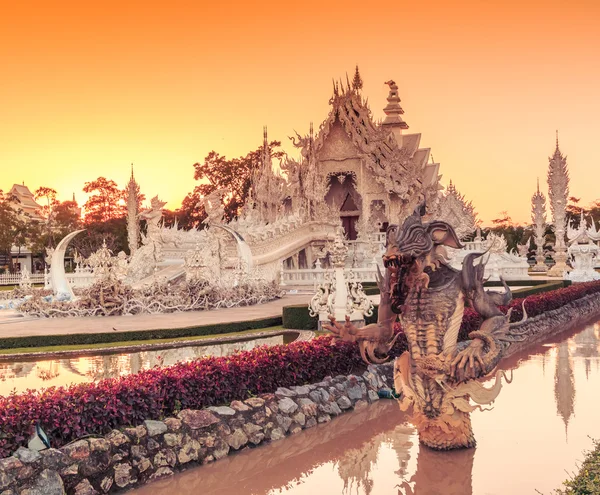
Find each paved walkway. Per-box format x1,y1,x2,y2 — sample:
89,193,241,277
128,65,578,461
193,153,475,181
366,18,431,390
0,295,311,338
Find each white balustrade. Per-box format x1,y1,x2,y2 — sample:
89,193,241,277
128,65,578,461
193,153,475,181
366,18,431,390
0,273,45,286
280,266,381,286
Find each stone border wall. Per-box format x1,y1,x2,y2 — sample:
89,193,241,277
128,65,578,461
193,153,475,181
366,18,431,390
503,292,600,359
0,366,393,495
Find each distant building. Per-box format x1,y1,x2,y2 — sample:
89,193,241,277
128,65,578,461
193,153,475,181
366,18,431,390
8,183,44,221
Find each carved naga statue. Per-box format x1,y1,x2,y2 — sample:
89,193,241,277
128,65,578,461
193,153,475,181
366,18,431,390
325,204,526,450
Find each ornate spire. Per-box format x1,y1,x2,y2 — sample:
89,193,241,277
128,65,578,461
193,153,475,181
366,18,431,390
381,80,409,131
547,134,570,276
531,178,547,272
126,163,140,255
352,65,363,92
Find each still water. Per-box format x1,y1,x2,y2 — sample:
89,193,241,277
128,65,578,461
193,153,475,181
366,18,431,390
134,322,600,495
0,335,285,396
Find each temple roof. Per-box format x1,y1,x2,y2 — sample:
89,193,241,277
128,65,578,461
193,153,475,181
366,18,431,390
8,184,44,220
9,184,42,209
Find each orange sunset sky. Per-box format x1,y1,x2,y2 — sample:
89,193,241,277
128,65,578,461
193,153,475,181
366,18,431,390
1,0,599,225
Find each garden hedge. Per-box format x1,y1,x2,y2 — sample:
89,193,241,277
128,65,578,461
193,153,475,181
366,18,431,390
0,316,282,350
511,281,566,298
282,304,378,330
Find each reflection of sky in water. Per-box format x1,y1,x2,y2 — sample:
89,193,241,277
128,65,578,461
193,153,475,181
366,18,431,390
132,322,600,495
0,335,284,395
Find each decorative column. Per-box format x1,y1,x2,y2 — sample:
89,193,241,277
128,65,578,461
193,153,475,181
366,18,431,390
547,132,570,277
531,179,548,272
329,229,350,322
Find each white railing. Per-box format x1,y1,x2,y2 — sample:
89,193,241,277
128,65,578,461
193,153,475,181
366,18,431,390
42,270,97,289
0,273,45,286
280,266,381,287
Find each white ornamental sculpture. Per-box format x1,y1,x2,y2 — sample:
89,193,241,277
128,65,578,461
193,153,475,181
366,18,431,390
566,213,600,283
531,179,548,272
308,228,373,329
547,133,570,277
19,266,32,290
433,181,477,240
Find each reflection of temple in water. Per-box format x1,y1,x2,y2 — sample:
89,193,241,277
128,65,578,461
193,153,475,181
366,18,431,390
0,361,36,381
554,341,576,441
553,325,600,442
337,425,413,495
571,324,600,379
0,335,286,395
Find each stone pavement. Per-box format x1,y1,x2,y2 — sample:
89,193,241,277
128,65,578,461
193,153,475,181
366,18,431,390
0,294,311,338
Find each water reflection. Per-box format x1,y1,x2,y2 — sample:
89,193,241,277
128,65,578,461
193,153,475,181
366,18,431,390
0,335,284,395
132,320,600,495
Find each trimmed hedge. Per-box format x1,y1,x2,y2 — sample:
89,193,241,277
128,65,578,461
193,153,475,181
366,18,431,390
483,279,570,287
282,305,378,330
511,281,566,298
0,316,282,351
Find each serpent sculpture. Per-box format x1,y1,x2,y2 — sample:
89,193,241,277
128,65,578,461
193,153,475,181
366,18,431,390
325,204,526,450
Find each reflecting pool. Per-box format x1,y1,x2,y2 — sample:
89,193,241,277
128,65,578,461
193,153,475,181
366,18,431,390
0,334,286,395
133,321,600,495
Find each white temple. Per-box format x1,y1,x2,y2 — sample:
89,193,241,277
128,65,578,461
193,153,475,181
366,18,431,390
119,70,479,288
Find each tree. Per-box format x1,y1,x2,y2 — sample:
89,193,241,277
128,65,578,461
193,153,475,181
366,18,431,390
34,187,57,219
83,178,126,224
566,196,584,229
489,211,527,253
72,218,127,258
178,141,285,229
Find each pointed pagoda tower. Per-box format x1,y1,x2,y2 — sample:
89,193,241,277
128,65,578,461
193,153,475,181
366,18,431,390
547,132,570,277
381,79,409,146
252,127,283,223
126,164,140,255
531,178,548,272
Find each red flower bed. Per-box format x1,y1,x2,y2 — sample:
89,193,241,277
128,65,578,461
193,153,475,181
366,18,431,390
0,337,365,458
1,280,599,458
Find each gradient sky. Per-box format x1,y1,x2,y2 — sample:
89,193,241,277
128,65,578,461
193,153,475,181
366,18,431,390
1,0,599,225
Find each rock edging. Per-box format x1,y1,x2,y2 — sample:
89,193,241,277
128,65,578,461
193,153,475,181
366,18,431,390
0,365,392,495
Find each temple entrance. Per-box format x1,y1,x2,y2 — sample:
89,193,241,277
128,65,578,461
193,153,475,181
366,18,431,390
325,173,362,241
341,215,359,240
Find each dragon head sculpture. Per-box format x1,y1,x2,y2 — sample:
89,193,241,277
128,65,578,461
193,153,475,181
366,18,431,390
383,203,463,313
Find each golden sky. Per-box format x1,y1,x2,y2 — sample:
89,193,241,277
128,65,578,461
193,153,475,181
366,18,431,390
1,0,599,224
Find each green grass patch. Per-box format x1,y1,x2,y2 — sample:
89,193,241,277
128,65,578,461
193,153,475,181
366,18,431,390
0,315,283,351
0,325,286,356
